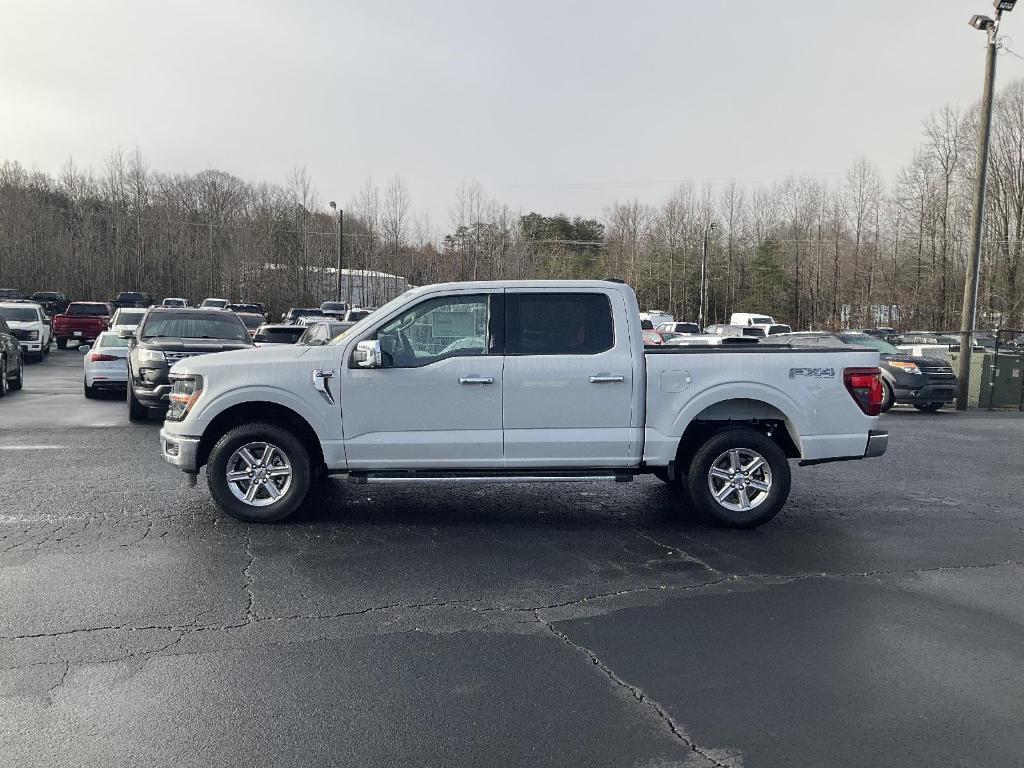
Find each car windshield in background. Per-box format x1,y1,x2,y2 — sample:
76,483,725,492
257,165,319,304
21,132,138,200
141,314,249,341
97,333,130,348
838,333,902,355
321,302,346,312
68,304,108,316
260,328,305,343
238,314,264,330
116,311,145,324
768,325,792,335
0,306,39,322
228,304,262,314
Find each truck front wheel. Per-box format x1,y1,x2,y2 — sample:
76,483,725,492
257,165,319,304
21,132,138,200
684,427,791,528
207,422,312,523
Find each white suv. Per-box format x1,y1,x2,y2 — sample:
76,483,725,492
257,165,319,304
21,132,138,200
0,302,52,361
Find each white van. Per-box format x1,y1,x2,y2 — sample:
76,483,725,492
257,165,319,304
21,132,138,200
730,312,775,327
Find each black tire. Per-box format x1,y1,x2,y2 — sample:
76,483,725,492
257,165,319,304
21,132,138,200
127,386,149,421
84,376,98,399
56,338,67,350
0,357,7,398
880,380,894,413
913,402,944,413
8,355,22,391
683,427,791,529
207,422,313,523
42,340,50,355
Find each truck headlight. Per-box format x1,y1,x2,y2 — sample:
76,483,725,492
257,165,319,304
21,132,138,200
138,348,166,363
889,361,921,375
166,375,204,421
25,330,39,340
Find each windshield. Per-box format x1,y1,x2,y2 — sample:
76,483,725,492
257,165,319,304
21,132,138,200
238,314,264,329
321,302,346,311
201,299,228,308
0,306,39,322
97,333,130,348
328,291,417,345
838,333,901,355
259,328,305,343
114,310,145,325
68,303,108,316
140,313,250,342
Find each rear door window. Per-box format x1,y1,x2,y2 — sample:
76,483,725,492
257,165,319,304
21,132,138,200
506,293,614,355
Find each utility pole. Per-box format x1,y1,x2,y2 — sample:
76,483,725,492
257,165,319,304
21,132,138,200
959,2,1016,409
699,222,715,328
330,201,343,303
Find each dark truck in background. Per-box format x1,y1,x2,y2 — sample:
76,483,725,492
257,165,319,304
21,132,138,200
29,291,69,316
110,291,154,310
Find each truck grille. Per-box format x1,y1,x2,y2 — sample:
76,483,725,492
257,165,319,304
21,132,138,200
919,364,955,380
164,351,202,365
9,329,31,341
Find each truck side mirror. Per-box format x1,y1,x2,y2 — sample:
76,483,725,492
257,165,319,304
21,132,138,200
352,339,382,368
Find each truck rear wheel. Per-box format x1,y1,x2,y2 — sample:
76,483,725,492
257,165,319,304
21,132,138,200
207,422,312,523
56,338,67,350
684,427,790,528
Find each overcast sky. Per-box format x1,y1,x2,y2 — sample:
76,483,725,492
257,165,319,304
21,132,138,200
0,0,1015,229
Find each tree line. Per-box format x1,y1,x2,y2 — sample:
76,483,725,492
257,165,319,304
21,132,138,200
3,79,1024,329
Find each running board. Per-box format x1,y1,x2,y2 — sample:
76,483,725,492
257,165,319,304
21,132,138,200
348,470,635,485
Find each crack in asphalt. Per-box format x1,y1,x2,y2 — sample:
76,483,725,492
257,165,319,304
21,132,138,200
534,610,736,768
243,535,256,624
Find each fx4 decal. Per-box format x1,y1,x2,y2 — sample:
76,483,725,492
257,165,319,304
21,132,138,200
789,367,836,379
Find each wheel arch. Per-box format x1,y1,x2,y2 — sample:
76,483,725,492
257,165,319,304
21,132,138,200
197,401,325,472
672,397,802,477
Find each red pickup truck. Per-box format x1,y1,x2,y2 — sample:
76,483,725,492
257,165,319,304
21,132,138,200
54,302,112,348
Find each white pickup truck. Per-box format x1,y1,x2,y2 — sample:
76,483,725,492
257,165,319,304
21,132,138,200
159,280,887,528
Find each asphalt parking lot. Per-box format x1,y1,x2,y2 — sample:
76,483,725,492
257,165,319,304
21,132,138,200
1,348,1023,767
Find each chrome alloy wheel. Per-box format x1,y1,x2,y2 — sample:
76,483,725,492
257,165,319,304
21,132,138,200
707,448,773,512
225,442,293,507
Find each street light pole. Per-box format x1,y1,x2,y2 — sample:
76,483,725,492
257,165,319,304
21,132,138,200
329,201,343,303
699,222,715,328
958,4,1011,409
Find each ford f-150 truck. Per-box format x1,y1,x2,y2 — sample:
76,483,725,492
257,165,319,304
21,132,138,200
159,280,888,528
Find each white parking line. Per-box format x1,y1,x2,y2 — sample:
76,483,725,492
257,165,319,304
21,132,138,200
0,445,67,450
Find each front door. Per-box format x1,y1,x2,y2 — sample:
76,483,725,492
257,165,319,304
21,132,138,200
340,291,503,470
501,289,638,468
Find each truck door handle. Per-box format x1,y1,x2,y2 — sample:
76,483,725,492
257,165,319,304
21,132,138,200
459,376,494,385
313,369,336,405
589,375,625,383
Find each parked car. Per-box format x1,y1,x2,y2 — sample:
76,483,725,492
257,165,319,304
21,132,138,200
235,312,266,338
162,297,190,308
319,301,349,318
200,298,230,309
110,291,153,310
297,321,354,346
29,291,69,316
53,302,112,348
159,279,888,527
0,317,25,396
729,312,776,327
768,331,959,413
126,307,253,421
110,307,147,334
253,324,306,344
343,307,373,322
657,322,702,334
0,289,27,300
227,302,268,318
705,324,769,339
0,302,52,360
80,331,130,398
281,307,323,324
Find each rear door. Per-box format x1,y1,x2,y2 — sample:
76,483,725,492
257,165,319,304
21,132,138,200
501,289,638,468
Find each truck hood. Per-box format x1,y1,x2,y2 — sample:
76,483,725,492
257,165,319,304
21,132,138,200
169,343,314,375
882,353,951,366
6,320,43,330
143,338,253,354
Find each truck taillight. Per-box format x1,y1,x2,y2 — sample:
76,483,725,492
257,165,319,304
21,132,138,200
89,353,118,362
844,367,882,416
